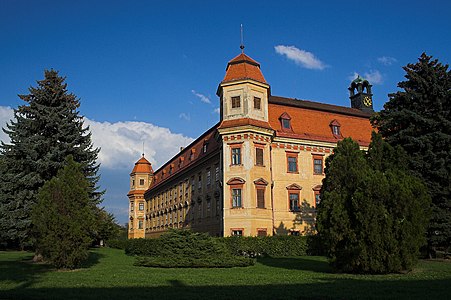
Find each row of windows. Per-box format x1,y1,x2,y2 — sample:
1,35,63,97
231,229,267,237
229,187,320,211
230,144,324,175
230,96,262,110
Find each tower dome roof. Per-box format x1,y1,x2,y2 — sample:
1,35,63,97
222,53,267,84
131,155,153,174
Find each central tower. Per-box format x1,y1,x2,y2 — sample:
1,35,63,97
217,53,270,123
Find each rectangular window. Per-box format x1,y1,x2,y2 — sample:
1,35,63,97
255,147,264,166
332,125,340,135
130,202,134,211
231,229,243,236
315,192,321,207
138,220,143,229
257,229,267,237
139,179,144,186
206,169,211,186
289,193,300,212
314,158,323,175
257,188,265,208
231,147,241,165
231,96,241,108
232,188,242,208
215,165,220,181
139,203,144,211
254,97,261,109
287,155,298,173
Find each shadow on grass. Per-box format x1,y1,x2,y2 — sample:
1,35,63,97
257,256,333,273
1,278,451,300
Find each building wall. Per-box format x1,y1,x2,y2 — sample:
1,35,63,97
145,153,222,238
128,172,153,239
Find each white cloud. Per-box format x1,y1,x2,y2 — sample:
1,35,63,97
348,70,383,85
179,112,191,121
364,70,383,84
0,106,14,144
213,107,220,114
0,106,194,170
274,45,327,70
191,90,211,104
378,56,397,66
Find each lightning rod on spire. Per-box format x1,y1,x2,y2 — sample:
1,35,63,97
142,141,145,157
240,24,245,53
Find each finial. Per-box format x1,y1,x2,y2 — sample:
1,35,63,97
142,141,145,157
240,24,245,53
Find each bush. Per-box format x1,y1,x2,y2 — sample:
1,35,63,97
107,239,129,250
220,236,308,257
126,229,254,268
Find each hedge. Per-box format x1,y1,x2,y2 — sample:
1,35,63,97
134,255,254,268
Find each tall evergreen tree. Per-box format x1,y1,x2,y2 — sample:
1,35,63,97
372,53,451,252
0,70,101,248
32,156,96,269
317,135,430,273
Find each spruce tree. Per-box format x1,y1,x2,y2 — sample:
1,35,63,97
32,156,95,269
372,53,451,253
0,70,101,248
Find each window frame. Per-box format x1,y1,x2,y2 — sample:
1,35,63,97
256,187,265,209
289,191,300,212
231,96,241,109
257,228,267,237
255,145,264,166
254,96,261,110
231,145,242,165
138,202,144,211
231,229,244,237
312,154,324,175
286,152,299,173
231,188,242,208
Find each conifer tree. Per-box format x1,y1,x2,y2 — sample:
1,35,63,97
317,135,430,273
32,156,95,269
0,70,101,248
372,53,451,253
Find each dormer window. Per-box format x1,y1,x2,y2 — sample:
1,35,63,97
231,96,241,108
330,120,341,136
254,97,261,109
279,112,292,130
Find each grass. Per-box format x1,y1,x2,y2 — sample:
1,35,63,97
1,248,450,300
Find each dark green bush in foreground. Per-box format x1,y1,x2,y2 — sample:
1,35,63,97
127,229,254,268
220,235,309,257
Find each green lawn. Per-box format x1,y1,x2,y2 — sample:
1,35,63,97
1,248,450,300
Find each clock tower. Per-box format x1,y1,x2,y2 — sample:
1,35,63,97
348,75,374,113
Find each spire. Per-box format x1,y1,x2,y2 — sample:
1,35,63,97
240,24,245,53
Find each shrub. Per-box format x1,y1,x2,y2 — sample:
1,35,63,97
220,236,308,257
107,239,129,250
134,255,254,268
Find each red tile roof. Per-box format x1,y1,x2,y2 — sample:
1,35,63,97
131,156,153,174
222,53,267,84
149,123,220,190
268,96,374,146
218,118,273,130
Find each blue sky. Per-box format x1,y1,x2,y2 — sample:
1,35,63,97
1,0,450,224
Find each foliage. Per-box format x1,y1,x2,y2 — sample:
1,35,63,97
220,235,308,257
317,135,431,273
32,156,96,269
372,53,451,252
92,208,121,245
125,229,254,268
2,248,451,300
106,239,129,250
0,70,102,249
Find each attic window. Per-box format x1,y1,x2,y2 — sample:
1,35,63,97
330,120,341,136
279,112,292,130
254,97,261,109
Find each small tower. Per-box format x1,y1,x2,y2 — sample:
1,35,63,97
348,75,374,113
127,154,153,239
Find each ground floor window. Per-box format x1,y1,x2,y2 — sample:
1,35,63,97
231,229,243,236
257,229,267,237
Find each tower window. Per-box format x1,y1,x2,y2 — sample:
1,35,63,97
231,147,241,165
255,147,264,166
254,97,261,109
231,96,241,108
139,203,144,211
